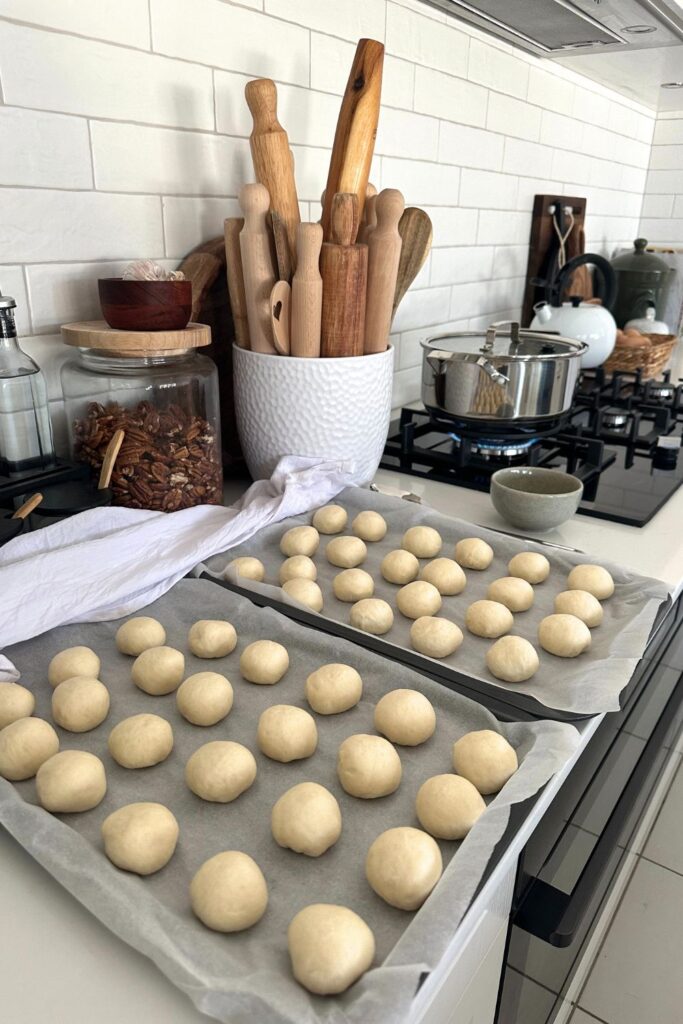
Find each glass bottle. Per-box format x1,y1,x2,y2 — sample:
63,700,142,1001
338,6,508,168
0,291,55,474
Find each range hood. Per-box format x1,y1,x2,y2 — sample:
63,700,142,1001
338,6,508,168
422,0,683,58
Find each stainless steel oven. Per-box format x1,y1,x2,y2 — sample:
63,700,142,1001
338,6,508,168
496,595,683,1023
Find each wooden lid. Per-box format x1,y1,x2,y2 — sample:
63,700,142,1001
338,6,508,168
61,320,211,353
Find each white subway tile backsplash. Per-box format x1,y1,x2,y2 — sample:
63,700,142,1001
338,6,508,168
0,107,91,190
431,246,494,286
477,210,531,245
376,108,439,161
163,197,242,259
646,168,683,196
391,285,451,332
486,93,541,142
619,165,648,195
516,176,562,212
641,194,675,219
673,196,683,218
653,118,683,146
414,67,488,127
391,366,421,408
438,123,503,171
381,158,458,206
503,138,552,179
539,110,584,152
0,266,30,335
550,149,592,186
0,24,214,129
571,86,611,129
639,218,683,243
527,67,574,116
0,0,150,48
649,145,683,171
265,0,385,40
424,207,478,247
492,245,528,280
383,57,416,111
459,168,517,210
468,39,529,100
386,3,468,77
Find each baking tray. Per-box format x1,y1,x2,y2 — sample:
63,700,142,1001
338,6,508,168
0,578,579,1024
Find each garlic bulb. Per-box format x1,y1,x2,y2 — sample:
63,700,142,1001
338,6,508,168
122,260,185,282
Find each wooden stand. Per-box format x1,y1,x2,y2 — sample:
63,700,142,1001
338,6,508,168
521,194,587,326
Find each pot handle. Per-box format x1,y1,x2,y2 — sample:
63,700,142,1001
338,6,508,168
475,356,510,386
483,320,521,353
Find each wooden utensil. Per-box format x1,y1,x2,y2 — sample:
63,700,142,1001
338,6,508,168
34,429,124,520
99,429,125,490
291,222,323,357
245,78,300,269
224,217,250,348
358,193,378,245
270,280,291,356
364,189,404,354
391,207,433,319
321,193,367,358
320,39,384,241
11,493,43,519
239,183,277,355
270,210,294,284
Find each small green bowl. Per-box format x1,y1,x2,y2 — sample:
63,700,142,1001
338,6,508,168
490,467,583,532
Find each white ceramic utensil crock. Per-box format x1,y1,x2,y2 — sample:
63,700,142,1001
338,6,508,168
233,345,395,484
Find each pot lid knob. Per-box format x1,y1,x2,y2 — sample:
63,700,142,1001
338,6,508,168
634,238,648,253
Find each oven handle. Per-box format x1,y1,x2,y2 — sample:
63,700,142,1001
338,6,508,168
513,668,683,948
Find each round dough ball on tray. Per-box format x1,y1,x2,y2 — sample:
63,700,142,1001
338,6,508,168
132,646,184,695
554,589,604,627
333,568,374,603
486,636,539,683
0,682,35,730
51,676,110,732
416,774,486,840
282,578,324,612
567,563,615,600
508,551,550,584
337,734,401,798
381,549,419,585
487,576,534,612
374,689,436,746
188,620,237,659
396,580,442,620
452,729,518,795
402,525,442,559
226,556,265,582
465,600,513,639
312,504,347,534
0,718,59,781
176,672,233,726
538,613,591,657
410,616,463,659
48,646,100,688
325,536,367,569
257,705,317,763
279,555,317,584
420,557,466,596
288,904,375,995
271,782,342,856
352,510,387,542
366,826,442,910
240,640,289,684
116,617,166,656
305,664,362,715
350,598,394,635
185,740,256,802
36,750,106,813
454,538,493,571
102,802,179,875
190,851,267,933
108,713,173,769
280,525,320,557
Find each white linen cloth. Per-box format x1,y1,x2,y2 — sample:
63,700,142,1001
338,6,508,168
0,456,354,679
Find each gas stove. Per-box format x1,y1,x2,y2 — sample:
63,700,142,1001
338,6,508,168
380,368,683,527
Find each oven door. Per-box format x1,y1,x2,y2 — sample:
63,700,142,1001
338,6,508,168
496,598,683,1024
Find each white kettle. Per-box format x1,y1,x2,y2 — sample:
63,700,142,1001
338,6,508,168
531,297,617,369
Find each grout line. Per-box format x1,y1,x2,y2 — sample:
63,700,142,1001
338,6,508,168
147,0,153,50
85,119,96,190
572,1006,611,1023
639,853,683,879
20,265,34,336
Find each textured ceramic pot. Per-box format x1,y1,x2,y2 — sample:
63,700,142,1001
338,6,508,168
490,467,583,532
233,345,395,484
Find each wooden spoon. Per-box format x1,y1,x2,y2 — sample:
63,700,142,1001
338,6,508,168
270,280,291,355
12,493,43,519
98,429,125,490
391,207,433,320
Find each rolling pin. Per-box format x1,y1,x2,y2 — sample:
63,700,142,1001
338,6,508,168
321,193,367,358
239,183,277,354
291,222,323,357
224,217,250,348
320,39,384,241
358,192,378,245
245,78,300,269
364,188,404,354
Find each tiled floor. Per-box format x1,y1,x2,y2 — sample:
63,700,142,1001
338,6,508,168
568,754,683,1024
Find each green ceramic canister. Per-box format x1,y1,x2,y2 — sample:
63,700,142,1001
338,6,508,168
610,239,674,328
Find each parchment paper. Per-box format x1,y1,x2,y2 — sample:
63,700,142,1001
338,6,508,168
205,486,670,715
0,578,578,1024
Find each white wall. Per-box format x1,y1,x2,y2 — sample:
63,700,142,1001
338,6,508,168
0,0,656,451
640,110,683,246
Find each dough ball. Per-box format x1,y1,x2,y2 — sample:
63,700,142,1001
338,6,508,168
396,580,442,620
554,589,604,627
190,851,267,933
381,548,419,585
350,598,394,635
283,578,324,612
287,904,375,995
280,525,319,557
487,576,534,612
352,510,387,542
402,525,442,558
416,774,486,840
465,600,513,638
131,646,184,695
48,646,100,688
410,616,463,659
486,636,539,683
108,713,173,769
0,718,59,781
51,677,110,732
185,740,256,802
420,557,466,596
0,682,35,730
325,536,367,569
508,551,550,584
115,617,166,655
365,827,442,910
271,782,342,857
102,802,179,875
337,734,401,798
257,705,318,763
538,613,591,657
567,564,615,600
305,664,362,715
374,689,436,746
279,555,317,584
227,556,265,582
36,750,106,813
452,729,518,795
454,538,493,570
333,568,374,603
188,620,237,659
240,640,289,685
176,672,233,726
312,504,347,534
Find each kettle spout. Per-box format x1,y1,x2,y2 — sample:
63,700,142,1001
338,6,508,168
533,301,552,324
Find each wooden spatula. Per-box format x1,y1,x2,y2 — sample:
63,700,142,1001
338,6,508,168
391,207,433,320
270,280,291,356
11,493,43,519
99,429,125,490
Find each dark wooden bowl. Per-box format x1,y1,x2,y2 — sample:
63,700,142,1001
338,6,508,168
98,278,192,331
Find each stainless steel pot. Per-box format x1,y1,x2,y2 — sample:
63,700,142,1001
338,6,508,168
421,321,587,425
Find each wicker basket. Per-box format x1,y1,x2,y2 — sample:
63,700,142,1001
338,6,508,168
602,333,677,380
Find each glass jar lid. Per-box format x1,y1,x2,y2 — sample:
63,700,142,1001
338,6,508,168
61,320,210,355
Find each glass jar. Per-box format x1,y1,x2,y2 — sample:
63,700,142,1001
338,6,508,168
60,347,222,511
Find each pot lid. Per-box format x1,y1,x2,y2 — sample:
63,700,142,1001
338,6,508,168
423,321,586,360
611,239,671,275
